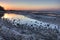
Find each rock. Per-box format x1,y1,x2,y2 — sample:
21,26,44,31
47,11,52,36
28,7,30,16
0,6,5,17
0,17,60,40
0,6,5,11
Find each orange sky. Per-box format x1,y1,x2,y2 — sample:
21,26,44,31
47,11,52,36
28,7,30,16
0,2,59,10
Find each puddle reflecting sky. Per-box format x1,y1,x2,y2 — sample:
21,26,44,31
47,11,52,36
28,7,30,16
47,14,60,17
2,13,28,19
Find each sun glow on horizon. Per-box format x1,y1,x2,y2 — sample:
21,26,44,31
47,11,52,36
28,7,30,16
0,2,11,10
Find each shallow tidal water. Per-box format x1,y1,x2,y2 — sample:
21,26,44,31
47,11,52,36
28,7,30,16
1,13,59,29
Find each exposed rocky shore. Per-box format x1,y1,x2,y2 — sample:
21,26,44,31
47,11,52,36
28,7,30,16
0,18,60,40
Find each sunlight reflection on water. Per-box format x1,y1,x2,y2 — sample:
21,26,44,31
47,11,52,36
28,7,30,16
2,13,27,19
